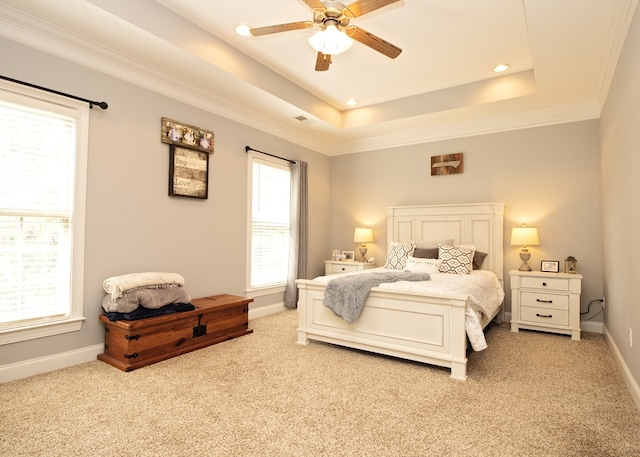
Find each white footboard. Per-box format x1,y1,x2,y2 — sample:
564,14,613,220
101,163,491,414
296,280,470,380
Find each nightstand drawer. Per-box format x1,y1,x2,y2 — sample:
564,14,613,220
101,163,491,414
520,276,570,291
328,263,360,274
521,292,569,310
521,306,569,326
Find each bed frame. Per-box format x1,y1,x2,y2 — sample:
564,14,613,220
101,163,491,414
296,202,504,380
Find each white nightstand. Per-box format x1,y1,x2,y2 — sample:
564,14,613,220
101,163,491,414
325,260,376,275
510,270,582,340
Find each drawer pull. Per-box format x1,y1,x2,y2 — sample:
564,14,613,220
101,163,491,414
536,313,553,318
125,334,140,340
536,299,553,304
542,282,547,286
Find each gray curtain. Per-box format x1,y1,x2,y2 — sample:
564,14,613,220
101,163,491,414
284,160,308,309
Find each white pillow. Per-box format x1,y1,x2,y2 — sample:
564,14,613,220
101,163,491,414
384,241,416,270
404,256,442,274
438,244,475,275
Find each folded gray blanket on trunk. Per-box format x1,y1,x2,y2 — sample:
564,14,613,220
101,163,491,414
323,271,430,324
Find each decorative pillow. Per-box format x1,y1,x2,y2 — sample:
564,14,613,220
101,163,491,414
473,251,488,270
384,242,416,270
413,239,455,259
412,247,438,259
438,244,475,275
404,256,442,274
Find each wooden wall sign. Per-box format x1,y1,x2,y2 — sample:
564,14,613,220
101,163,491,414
161,117,214,154
431,153,464,176
169,145,209,199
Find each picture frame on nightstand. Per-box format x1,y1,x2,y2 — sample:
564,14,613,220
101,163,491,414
541,260,560,273
342,251,355,261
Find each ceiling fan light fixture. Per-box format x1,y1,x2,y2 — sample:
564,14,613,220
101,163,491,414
235,24,252,36
308,24,353,55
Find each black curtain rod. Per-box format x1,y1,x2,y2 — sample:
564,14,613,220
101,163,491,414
0,75,109,110
245,146,296,164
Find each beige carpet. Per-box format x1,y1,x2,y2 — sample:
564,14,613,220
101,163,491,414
1,310,639,457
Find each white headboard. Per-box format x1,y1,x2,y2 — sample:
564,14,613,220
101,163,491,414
386,203,505,284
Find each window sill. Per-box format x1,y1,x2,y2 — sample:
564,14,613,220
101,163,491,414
0,317,86,345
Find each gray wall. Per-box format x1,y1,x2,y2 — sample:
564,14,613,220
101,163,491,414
600,5,640,389
0,38,330,366
328,121,604,320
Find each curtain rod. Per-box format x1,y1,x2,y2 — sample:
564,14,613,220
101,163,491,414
0,75,109,110
245,145,296,164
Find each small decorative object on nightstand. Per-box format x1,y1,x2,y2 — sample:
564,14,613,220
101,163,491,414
325,260,376,275
511,224,540,271
510,270,582,340
565,256,578,274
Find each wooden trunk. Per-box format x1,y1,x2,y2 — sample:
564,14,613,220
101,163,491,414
97,294,253,371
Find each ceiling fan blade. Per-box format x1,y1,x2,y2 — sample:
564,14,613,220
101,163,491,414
250,21,313,36
347,26,402,58
302,0,327,12
344,0,401,18
315,52,332,71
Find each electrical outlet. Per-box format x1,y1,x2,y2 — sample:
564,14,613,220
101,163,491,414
630,328,633,348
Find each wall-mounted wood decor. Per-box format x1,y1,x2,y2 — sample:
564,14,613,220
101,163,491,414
161,117,214,154
431,153,464,176
169,145,209,199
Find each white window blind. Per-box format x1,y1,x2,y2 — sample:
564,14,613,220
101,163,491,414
0,89,86,341
250,156,291,288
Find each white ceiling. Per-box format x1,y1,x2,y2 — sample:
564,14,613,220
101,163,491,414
0,0,637,155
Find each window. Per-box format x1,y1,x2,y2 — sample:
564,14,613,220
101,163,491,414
247,153,291,291
0,82,88,344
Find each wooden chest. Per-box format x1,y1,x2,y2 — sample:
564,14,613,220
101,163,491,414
97,294,253,371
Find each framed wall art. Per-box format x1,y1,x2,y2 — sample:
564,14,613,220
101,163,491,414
431,152,464,176
169,145,209,199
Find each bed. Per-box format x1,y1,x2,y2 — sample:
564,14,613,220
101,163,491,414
296,202,505,380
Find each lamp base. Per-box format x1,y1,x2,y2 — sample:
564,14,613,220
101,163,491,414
518,249,532,271
359,245,368,262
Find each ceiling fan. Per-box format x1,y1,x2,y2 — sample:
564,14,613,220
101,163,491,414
249,0,402,71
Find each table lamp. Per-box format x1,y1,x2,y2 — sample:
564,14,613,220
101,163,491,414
511,225,539,271
353,227,374,262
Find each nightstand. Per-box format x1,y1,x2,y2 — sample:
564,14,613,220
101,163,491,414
510,270,582,340
325,260,376,275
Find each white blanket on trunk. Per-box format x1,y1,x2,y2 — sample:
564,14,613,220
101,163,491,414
103,272,185,300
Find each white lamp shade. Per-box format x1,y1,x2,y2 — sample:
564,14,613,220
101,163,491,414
353,227,374,243
511,226,539,246
308,24,354,55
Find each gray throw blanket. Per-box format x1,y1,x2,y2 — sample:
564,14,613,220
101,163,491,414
323,271,430,324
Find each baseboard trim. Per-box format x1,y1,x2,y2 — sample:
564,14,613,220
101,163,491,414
581,320,603,334
0,344,104,384
603,325,640,411
249,302,287,320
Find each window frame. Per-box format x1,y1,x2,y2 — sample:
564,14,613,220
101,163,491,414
245,151,291,296
0,80,88,345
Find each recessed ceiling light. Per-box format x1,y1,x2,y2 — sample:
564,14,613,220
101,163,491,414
493,63,510,73
346,99,358,106
235,24,251,36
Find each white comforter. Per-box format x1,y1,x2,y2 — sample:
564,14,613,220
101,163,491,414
313,268,504,351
